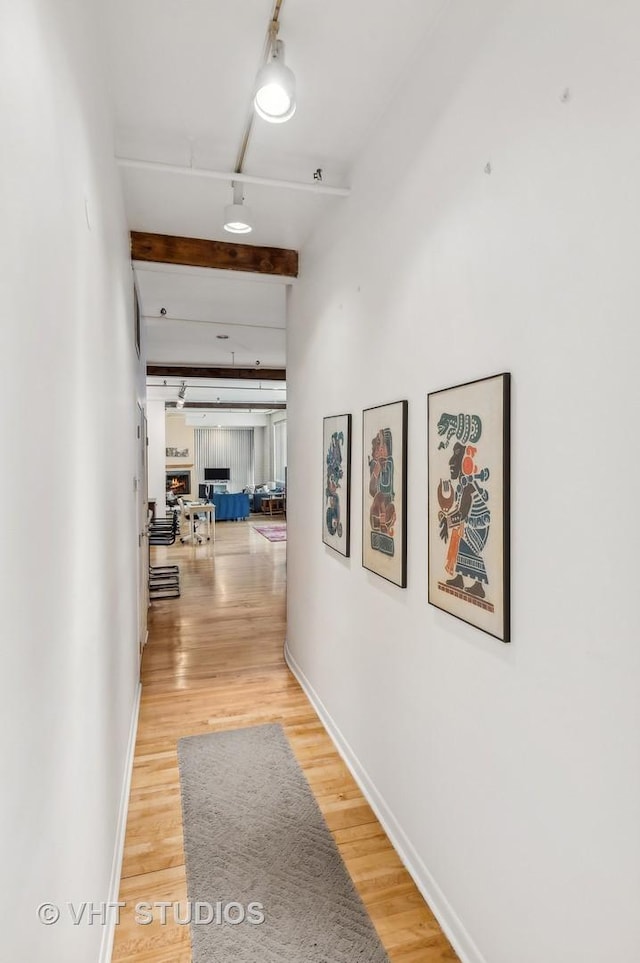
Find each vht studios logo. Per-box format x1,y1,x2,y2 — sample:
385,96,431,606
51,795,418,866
37,900,265,926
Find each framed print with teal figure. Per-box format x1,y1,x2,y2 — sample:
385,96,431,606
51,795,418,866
362,400,408,587
323,414,352,557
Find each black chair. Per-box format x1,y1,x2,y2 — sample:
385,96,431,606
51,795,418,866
148,511,180,599
149,569,180,599
149,510,179,545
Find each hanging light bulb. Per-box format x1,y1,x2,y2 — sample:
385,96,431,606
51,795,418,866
254,38,296,124
223,182,253,234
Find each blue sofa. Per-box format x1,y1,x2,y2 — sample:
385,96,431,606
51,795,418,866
208,492,250,521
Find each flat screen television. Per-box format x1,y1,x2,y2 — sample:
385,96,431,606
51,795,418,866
204,468,231,480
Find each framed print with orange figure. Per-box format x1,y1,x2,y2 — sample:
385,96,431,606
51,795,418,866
362,400,407,588
428,373,510,642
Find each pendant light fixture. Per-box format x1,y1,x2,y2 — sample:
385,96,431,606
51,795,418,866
253,25,296,124
223,182,253,234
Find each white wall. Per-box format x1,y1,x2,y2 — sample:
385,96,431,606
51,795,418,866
265,410,287,483
254,425,267,484
0,1,141,960
287,3,640,962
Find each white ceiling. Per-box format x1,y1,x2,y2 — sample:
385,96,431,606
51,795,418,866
136,262,287,366
106,0,446,393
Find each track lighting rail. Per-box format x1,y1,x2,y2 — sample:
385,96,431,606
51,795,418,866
117,157,350,197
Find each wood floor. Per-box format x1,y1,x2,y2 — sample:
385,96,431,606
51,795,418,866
112,517,459,963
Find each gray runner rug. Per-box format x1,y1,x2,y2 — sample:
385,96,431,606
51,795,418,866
178,723,390,962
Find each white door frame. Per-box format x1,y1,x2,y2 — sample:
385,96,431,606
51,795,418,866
136,403,149,663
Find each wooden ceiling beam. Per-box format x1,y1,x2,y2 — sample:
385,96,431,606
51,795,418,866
132,231,298,278
166,402,286,411
147,365,286,381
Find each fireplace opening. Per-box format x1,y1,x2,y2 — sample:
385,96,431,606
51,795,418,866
166,471,191,497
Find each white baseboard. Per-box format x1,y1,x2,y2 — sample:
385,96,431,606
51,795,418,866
284,641,486,963
98,681,142,963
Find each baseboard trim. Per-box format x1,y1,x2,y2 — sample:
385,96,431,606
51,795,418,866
98,681,142,963
284,640,486,963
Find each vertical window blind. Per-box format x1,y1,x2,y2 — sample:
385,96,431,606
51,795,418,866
194,429,255,491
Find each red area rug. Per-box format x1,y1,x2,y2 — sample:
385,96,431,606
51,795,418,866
253,524,287,542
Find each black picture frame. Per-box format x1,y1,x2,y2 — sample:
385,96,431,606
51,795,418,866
322,413,352,557
427,372,511,642
133,282,141,358
362,400,408,588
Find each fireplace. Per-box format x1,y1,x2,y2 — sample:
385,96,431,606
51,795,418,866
166,471,191,497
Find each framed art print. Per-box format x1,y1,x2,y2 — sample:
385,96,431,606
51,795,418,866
322,413,352,556
133,281,141,358
427,373,510,642
362,400,408,587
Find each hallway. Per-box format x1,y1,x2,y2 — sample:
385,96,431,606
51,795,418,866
112,519,458,962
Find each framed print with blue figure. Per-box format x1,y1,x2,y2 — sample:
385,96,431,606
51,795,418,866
428,373,511,642
362,400,408,587
322,414,352,557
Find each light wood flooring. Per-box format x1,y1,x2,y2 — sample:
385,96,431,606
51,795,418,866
112,516,459,963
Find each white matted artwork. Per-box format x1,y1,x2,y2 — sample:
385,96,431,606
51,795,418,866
362,400,408,587
322,413,351,557
428,372,511,642
322,415,351,557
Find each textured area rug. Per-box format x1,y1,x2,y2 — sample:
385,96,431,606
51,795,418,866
178,724,389,963
252,524,287,541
